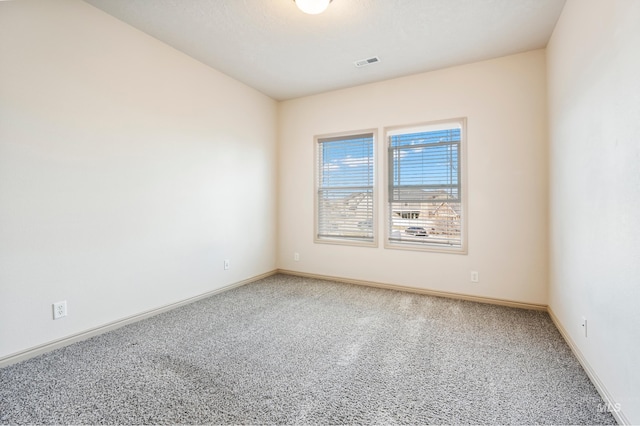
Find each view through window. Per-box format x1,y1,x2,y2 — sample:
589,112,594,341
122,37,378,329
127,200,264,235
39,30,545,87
387,119,465,251
316,132,375,245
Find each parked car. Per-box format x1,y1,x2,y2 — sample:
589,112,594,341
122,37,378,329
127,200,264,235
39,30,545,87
405,226,428,236
358,220,373,229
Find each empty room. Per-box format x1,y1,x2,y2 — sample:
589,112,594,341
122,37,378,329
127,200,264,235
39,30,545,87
0,0,638,424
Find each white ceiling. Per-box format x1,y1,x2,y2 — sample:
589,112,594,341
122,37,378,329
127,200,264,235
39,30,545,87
83,0,566,101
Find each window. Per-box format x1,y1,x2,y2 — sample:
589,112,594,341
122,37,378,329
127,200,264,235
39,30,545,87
386,118,466,252
315,131,376,245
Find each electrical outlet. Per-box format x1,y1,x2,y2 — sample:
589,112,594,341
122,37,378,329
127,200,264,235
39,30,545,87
581,316,587,338
294,252,300,262
470,271,479,283
52,301,67,320
224,259,230,270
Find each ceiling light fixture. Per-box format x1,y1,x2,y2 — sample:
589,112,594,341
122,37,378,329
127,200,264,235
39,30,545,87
294,0,332,15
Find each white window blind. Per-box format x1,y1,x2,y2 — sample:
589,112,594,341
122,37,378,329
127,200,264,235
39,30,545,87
316,132,375,243
387,120,464,249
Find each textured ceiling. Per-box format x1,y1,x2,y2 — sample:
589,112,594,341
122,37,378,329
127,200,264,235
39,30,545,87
83,0,566,101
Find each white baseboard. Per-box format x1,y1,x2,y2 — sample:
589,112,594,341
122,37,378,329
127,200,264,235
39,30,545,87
2,269,627,425
0,270,277,369
277,269,547,311
547,307,628,425
283,269,627,423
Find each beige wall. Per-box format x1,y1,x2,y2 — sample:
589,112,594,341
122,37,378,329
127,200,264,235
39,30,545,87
1,0,637,420
278,50,549,305
0,0,278,360
547,0,640,423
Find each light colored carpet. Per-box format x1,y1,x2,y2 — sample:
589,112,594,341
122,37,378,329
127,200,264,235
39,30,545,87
0,274,616,424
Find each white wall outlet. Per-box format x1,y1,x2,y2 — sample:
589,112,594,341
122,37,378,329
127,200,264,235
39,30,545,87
294,252,300,261
52,301,67,320
224,259,230,270
581,316,587,338
470,271,479,283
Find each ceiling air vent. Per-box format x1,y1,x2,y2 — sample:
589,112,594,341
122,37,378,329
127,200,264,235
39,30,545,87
354,56,380,68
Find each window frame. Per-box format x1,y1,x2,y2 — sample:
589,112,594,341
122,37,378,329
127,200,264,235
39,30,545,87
384,118,468,254
314,129,378,247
